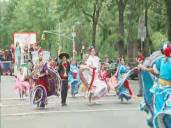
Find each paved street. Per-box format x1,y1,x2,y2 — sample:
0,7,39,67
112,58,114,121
0,76,148,128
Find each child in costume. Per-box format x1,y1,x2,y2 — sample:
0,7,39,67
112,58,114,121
68,60,81,97
14,67,31,98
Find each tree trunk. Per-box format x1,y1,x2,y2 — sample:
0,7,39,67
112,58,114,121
166,0,171,41
82,1,103,48
92,20,97,48
92,1,102,48
143,3,153,56
48,42,52,52
127,5,135,65
117,0,125,56
119,5,124,38
143,2,149,56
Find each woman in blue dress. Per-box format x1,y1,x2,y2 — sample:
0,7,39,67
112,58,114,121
115,57,133,101
140,44,171,86
139,43,171,128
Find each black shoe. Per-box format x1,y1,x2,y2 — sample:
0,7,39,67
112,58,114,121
137,94,142,97
62,103,67,106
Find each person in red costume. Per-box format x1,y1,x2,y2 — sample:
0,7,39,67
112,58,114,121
99,63,110,91
99,63,110,82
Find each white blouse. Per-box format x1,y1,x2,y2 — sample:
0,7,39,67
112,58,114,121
86,55,100,70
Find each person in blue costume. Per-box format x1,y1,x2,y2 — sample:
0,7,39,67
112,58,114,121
115,57,133,101
68,60,81,97
140,44,171,86
139,43,171,128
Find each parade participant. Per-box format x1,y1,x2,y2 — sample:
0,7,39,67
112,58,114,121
86,47,100,71
46,58,59,96
14,67,31,98
139,44,171,86
33,55,48,91
136,51,145,97
48,58,58,69
15,42,21,70
99,63,110,91
86,47,101,103
68,59,81,97
138,43,171,127
116,57,133,96
99,63,109,81
80,54,89,98
58,52,70,106
80,47,108,104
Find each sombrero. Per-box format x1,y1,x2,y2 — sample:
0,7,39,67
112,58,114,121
59,52,70,59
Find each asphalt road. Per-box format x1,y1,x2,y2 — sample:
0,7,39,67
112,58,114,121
0,76,148,128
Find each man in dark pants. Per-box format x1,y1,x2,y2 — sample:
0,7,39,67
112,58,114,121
58,52,70,106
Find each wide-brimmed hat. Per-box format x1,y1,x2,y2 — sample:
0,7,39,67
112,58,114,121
59,52,70,59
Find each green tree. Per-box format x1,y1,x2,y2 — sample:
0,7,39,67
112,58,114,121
165,0,171,41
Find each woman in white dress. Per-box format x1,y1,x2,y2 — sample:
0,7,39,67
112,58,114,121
84,48,108,104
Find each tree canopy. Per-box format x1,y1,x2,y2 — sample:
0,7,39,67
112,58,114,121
0,0,171,60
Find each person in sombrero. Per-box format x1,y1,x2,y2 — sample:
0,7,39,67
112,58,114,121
58,52,70,106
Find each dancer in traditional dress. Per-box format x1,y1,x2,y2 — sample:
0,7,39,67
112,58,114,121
115,57,133,102
80,47,108,104
139,44,171,86
30,54,61,108
33,55,48,90
46,58,60,96
139,43,171,127
86,47,100,103
14,67,31,98
99,63,110,91
86,48,100,71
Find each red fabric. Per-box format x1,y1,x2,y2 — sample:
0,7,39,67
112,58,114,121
99,70,109,81
137,55,145,62
73,72,77,79
88,68,96,91
124,80,133,96
36,77,48,91
63,63,67,68
164,47,171,57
